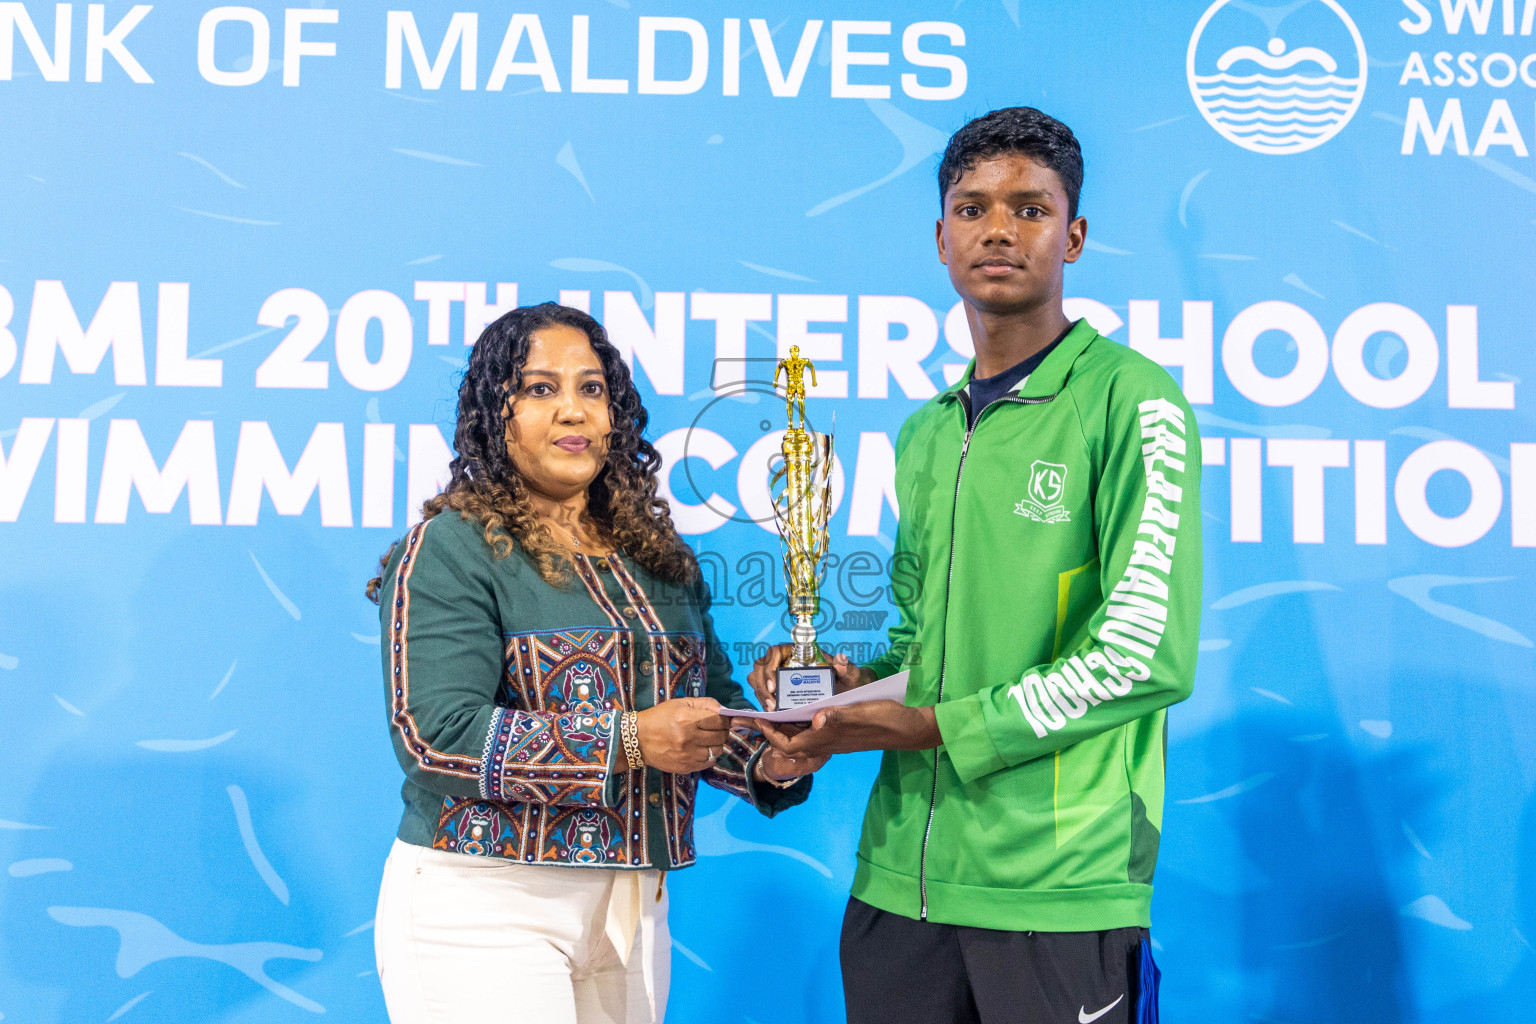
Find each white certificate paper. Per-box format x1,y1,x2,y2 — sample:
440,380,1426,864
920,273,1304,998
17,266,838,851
719,671,910,724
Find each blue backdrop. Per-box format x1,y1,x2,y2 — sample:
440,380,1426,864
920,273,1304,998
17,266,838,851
2,1,1534,1020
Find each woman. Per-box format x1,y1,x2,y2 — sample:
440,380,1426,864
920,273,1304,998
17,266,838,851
366,303,824,1024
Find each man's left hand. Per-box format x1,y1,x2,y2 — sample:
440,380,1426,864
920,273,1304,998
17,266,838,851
752,701,941,758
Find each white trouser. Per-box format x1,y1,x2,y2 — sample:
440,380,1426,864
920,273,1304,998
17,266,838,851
375,839,671,1024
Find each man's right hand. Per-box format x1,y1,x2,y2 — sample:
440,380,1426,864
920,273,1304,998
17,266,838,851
635,697,730,773
747,646,872,712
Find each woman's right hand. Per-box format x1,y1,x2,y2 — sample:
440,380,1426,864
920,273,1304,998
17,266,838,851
747,646,871,711
634,697,730,773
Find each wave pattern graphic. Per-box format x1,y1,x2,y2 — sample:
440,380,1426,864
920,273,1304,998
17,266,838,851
1192,74,1363,154
1386,575,1532,648
47,907,324,1012
692,801,833,877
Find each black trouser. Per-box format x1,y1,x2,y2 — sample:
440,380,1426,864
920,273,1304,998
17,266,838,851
841,898,1150,1024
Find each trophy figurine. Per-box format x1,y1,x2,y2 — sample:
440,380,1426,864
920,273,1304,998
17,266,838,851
769,345,837,709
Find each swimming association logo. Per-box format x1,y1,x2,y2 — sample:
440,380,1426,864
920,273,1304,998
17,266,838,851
1186,0,1367,155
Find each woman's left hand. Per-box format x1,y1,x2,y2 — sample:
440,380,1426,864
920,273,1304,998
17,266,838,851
755,733,830,784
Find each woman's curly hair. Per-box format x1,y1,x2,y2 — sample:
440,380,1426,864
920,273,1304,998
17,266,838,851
366,302,697,602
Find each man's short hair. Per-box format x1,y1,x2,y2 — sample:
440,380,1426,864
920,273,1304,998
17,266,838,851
937,107,1084,220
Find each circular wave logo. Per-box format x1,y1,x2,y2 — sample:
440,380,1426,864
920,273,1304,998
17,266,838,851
1187,0,1367,155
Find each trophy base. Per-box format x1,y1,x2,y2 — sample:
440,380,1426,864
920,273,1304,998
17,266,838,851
775,664,835,709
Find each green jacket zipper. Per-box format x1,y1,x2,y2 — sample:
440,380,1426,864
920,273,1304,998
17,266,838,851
919,387,1055,921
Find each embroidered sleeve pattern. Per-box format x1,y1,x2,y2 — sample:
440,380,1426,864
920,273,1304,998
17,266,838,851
482,630,625,807
434,628,640,864
479,706,618,805
700,724,761,801
387,521,485,786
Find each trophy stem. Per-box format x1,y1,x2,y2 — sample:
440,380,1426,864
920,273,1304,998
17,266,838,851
789,606,819,668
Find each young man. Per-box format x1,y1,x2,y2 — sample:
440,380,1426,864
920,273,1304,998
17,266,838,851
748,107,1201,1023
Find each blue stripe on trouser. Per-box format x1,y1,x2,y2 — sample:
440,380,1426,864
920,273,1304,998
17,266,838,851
1136,939,1161,1024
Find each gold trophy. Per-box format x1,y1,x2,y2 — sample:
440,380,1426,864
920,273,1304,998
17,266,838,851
770,345,836,709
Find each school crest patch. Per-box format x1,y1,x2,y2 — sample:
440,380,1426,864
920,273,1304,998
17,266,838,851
1014,460,1071,524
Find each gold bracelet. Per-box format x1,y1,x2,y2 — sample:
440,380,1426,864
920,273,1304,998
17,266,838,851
620,710,644,772
755,754,802,789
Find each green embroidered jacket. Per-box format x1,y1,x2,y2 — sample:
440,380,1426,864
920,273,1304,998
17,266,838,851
379,512,809,869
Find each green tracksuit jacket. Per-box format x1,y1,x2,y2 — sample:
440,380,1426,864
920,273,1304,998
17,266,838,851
854,318,1201,932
